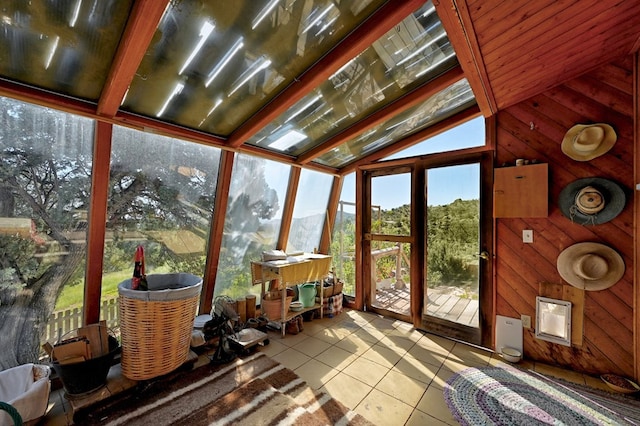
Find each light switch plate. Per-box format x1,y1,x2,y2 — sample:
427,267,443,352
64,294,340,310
521,314,531,329
522,230,533,243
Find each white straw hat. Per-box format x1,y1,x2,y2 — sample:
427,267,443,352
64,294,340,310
561,123,617,161
557,242,624,291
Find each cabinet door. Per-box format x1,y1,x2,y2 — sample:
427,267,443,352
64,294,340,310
494,163,548,218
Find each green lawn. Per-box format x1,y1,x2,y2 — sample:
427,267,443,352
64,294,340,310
55,271,131,310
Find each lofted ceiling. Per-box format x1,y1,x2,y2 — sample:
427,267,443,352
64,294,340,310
434,0,640,116
0,0,638,175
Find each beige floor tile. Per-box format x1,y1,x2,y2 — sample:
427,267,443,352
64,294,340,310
448,342,492,366
336,314,367,327
377,333,416,353
361,344,403,369
368,317,399,334
294,358,340,390
350,326,385,344
387,325,424,343
406,408,451,426
276,330,309,347
342,356,389,387
376,370,427,407
407,343,448,368
271,347,311,370
415,333,455,354
442,356,477,373
355,388,414,426
299,320,327,336
344,309,379,325
335,334,375,355
257,338,288,357
392,355,439,385
431,366,455,390
416,385,458,425
312,325,353,344
292,336,332,358
320,371,372,409
315,345,359,370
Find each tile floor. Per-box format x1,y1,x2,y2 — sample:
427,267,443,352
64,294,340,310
40,308,609,425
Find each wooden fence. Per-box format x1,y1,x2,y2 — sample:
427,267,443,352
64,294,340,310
43,296,120,344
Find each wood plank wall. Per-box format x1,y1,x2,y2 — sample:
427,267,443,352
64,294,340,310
495,55,635,377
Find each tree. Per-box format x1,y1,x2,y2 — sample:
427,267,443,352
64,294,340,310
0,98,94,368
214,155,281,298
0,98,228,369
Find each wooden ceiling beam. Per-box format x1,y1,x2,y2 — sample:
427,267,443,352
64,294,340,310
297,66,465,165
0,79,96,118
433,0,496,116
97,0,170,117
238,145,339,176
226,0,426,148
339,104,482,175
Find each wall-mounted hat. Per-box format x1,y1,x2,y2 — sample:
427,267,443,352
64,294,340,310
561,123,617,161
558,177,625,225
557,242,624,291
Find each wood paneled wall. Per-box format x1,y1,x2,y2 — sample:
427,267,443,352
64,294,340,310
495,56,634,376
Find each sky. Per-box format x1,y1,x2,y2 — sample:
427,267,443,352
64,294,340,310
341,116,485,210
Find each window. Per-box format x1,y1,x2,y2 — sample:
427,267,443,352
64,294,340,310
287,169,332,253
0,96,95,360
215,154,290,301
332,173,356,296
104,125,221,306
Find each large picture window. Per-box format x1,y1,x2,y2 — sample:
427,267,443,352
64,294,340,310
103,125,222,307
215,154,290,301
0,96,95,367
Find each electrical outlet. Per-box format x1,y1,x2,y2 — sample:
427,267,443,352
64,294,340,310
521,314,531,329
522,230,533,243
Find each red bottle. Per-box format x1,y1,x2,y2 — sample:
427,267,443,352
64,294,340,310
132,245,148,291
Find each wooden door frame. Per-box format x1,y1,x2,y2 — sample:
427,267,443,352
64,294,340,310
356,146,494,348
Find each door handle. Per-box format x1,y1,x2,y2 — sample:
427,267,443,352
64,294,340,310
477,251,490,260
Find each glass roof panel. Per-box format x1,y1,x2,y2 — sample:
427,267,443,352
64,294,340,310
0,0,133,101
313,78,475,167
121,0,388,137
246,1,459,156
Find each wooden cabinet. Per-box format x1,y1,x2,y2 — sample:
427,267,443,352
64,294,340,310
494,163,548,218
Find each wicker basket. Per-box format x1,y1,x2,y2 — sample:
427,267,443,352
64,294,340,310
316,281,343,297
118,273,202,381
261,296,293,321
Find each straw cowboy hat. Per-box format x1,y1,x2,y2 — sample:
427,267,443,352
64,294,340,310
558,177,625,225
561,123,617,161
557,242,624,291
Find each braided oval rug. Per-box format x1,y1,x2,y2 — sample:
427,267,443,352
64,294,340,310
445,365,640,425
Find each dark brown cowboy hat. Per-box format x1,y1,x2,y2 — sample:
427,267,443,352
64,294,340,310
558,177,625,225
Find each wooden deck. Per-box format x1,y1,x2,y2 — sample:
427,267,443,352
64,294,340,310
373,286,479,327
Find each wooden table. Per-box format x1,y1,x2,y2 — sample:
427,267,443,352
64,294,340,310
251,254,332,337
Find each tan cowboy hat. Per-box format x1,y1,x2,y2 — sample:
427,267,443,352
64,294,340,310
561,123,617,161
557,242,624,291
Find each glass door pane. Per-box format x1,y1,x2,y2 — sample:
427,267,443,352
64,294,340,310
424,163,480,330
369,173,411,317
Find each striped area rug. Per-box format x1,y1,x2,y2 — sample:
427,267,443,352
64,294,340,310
77,352,373,426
